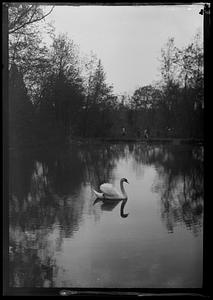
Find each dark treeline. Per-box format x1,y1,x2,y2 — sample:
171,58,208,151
8,4,204,147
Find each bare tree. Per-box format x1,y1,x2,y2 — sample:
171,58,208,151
8,3,54,34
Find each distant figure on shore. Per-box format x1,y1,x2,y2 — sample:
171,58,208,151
122,127,126,137
167,127,173,137
137,128,141,138
144,128,149,140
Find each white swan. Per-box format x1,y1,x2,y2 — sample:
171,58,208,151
93,178,129,200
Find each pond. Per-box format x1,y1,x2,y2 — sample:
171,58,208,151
9,142,203,288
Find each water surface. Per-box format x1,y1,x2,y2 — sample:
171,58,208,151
9,142,203,288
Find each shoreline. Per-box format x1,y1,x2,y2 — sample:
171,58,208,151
8,137,204,151
69,136,204,145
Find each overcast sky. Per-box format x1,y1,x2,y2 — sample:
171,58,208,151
46,4,203,95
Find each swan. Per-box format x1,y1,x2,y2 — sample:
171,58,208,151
93,178,129,200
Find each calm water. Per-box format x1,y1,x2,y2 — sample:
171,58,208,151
9,142,203,288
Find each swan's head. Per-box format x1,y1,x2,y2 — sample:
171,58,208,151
121,178,129,184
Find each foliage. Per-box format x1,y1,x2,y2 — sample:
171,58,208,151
9,4,55,102
9,64,34,146
8,3,54,34
127,34,203,138
82,59,115,137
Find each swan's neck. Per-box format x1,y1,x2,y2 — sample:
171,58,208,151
120,180,127,198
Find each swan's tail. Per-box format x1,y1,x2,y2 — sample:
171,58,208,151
93,189,104,199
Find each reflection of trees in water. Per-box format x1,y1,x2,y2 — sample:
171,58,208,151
9,142,203,286
81,142,127,189
126,143,203,234
148,144,203,234
9,150,35,204
9,143,127,287
128,143,159,177
9,226,58,287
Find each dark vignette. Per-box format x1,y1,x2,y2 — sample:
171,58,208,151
2,1,211,297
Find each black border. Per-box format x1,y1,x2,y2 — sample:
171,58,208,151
2,1,211,297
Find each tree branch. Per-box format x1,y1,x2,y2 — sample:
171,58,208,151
9,5,34,31
9,6,54,34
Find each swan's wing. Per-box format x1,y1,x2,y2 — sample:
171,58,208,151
100,183,121,198
93,190,104,199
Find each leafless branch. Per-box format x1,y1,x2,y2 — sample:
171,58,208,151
9,6,54,34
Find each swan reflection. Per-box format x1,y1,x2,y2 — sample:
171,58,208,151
120,199,129,218
93,198,129,218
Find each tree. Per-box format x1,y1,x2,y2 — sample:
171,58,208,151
81,57,114,137
9,64,34,146
8,3,54,34
158,34,204,138
8,4,54,102
177,32,203,89
37,34,84,138
160,37,180,86
131,85,156,110
129,85,163,136
80,52,98,136
89,60,115,136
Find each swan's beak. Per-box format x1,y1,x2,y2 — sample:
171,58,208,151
126,180,129,184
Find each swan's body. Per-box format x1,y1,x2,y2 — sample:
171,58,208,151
93,178,129,200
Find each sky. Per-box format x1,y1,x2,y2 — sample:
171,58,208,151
46,4,204,95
